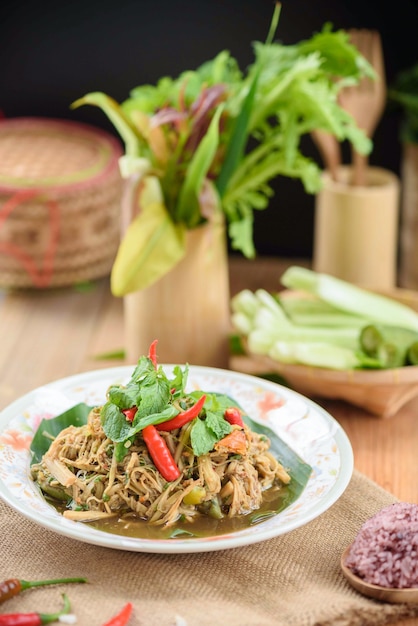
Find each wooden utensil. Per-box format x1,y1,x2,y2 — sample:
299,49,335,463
341,546,418,603
339,29,386,186
311,129,341,181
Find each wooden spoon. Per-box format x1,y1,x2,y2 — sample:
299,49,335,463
311,129,341,182
341,546,418,603
338,29,386,186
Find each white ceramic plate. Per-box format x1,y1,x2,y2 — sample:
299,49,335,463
0,365,353,553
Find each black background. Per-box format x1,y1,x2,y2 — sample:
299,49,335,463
1,0,417,258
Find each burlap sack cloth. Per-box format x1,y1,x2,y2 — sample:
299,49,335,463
2,470,418,626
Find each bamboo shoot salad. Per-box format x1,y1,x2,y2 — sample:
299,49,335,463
30,341,304,538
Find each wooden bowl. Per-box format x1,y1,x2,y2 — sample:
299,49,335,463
340,546,418,603
230,287,418,418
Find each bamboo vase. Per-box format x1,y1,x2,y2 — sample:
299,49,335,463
313,166,400,289
123,218,231,367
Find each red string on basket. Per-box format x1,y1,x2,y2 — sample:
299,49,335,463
0,189,60,288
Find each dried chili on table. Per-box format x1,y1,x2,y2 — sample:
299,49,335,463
102,602,133,626
0,577,86,604
0,593,72,625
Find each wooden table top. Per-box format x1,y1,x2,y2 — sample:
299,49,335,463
1,256,418,625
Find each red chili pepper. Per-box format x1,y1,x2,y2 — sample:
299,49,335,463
156,394,206,431
142,425,181,481
0,593,71,625
122,407,137,422
148,339,158,369
102,602,133,626
0,577,86,604
224,407,244,428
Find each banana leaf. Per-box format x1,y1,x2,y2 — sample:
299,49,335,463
30,403,93,466
215,393,312,511
111,200,186,296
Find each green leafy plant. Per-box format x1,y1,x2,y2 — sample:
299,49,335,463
72,4,372,296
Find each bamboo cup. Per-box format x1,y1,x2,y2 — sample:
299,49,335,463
313,166,400,289
123,219,231,368
120,174,231,368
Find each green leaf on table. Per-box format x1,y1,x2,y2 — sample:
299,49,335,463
110,200,186,296
30,403,92,466
93,349,126,360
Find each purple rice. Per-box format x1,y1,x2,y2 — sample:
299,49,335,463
345,502,418,588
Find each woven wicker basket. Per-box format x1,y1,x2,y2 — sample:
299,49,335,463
0,117,123,288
